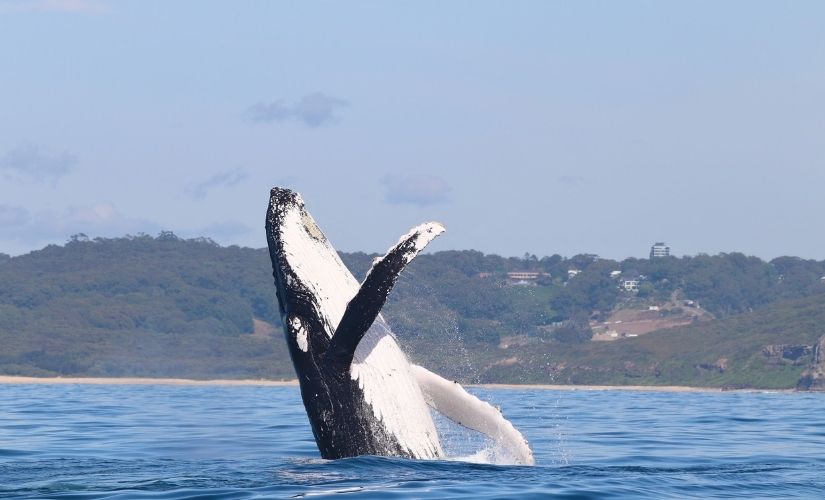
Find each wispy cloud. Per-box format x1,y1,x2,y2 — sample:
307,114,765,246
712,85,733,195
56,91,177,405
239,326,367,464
0,144,76,183
381,174,452,206
247,93,349,128
0,0,108,13
187,168,247,200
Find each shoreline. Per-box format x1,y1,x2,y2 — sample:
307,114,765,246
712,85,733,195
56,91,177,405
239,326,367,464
0,375,801,393
0,375,299,387
471,383,796,393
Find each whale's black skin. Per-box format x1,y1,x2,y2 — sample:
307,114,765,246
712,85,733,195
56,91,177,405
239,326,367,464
265,187,431,459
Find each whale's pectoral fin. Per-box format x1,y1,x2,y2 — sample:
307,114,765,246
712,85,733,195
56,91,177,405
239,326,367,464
411,364,535,465
324,223,445,373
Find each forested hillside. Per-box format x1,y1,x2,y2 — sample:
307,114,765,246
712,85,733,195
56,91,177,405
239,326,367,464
1,233,824,387
0,233,291,379
479,293,825,388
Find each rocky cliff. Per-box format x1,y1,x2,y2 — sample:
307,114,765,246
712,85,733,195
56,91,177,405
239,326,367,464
797,335,825,391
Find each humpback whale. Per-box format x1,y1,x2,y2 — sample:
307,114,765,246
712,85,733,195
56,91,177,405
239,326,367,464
265,187,534,464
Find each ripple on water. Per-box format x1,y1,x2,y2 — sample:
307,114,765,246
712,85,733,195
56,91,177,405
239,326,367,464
1,385,824,499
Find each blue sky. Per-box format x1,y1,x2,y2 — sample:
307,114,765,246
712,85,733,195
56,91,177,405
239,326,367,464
1,0,823,259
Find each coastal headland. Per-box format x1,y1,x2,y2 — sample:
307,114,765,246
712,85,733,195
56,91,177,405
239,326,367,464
2,236,825,390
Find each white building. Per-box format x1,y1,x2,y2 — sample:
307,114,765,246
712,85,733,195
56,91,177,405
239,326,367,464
650,242,670,258
506,271,549,285
622,280,639,291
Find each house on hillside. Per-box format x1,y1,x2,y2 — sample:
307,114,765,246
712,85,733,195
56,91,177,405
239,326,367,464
650,242,670,258
621,279,640,292
506,271,549,285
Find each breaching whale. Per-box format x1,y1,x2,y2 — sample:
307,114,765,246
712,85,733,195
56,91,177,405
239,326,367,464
265,187,534,464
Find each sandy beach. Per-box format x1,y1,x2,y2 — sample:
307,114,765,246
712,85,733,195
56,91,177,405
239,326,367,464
0,375,795,393
473,383,747,393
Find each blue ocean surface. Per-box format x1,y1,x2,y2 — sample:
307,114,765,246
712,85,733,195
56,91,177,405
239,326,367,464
1,383,823,499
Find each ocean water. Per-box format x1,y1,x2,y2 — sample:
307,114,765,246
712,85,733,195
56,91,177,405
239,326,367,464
1,384,823,499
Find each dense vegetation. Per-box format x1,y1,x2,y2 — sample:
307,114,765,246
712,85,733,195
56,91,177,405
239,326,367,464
1,233,824,387
0,234,292,379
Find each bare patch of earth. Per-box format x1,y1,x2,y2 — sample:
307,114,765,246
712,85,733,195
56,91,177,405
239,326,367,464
591,302,714,341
